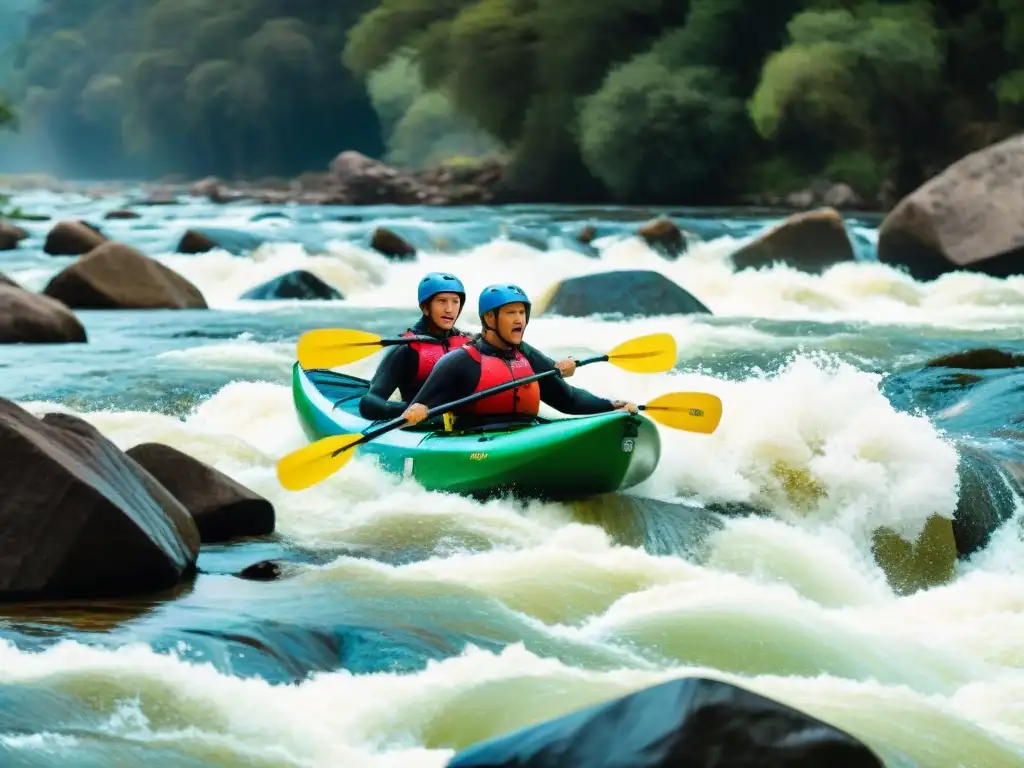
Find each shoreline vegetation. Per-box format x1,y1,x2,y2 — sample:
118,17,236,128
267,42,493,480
0,1,1022,211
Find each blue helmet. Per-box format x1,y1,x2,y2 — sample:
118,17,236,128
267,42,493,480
478,283,531,323
417,272,466,309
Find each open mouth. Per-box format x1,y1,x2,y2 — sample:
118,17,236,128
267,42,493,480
510,325,524,335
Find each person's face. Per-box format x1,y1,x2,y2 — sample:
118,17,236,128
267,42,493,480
494,302,527,343
424,292,461,329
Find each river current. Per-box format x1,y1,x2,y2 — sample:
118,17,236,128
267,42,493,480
2,189,1024,767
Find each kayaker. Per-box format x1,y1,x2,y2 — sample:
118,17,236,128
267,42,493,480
359,272,474,420
402,283,638,427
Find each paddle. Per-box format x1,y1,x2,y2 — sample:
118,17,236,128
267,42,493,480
297,328,445,369
277,332,719,492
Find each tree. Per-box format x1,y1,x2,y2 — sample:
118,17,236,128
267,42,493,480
578,57,745,202
0,97,16,130
748,4,946,197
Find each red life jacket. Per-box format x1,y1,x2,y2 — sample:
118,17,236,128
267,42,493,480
400,330,470,388
461,343,540,417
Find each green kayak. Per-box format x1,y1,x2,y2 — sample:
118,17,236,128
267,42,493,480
291,362,661,500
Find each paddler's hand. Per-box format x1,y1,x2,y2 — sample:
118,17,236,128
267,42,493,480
555,357,576,378
612,400,638,414
402,403,429,425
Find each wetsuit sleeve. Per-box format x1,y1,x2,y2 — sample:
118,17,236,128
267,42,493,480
359,345,417,420
411,349,480,409
520,343,616,415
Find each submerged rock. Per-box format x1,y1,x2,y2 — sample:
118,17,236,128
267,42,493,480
447,676,882,768
240,270,343,301
43,241,208,309
0,279,87,344
926,348,1024,370
370,227,417,260
637,217,689,259
43,220,106,256
953,443,1024,559
878,134,1024,280
126,442,275,544
534,269,710,318
235,559,289,581
176,227,267,255
0,401,200,598
103,209,141,220
730,207,856,274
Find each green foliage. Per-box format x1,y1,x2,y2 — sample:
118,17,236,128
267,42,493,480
365,53,499,169
1,0,1023,204
0,97,17,130
578,56,745,202
747,3,952,196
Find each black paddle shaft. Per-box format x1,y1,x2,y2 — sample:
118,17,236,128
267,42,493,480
378,335,437,347
335,353,609,455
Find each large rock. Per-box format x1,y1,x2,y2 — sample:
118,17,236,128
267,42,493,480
240,270,342,301
731,208,856,274
0,402,200,598
43,241,208,310
125,442,275,544
878,135,1024,280
43,220,106,256
534,270,711,318
177,228,267,255
447,676,882,768
0,221,28,250
0,280,87,343
328,151,429,205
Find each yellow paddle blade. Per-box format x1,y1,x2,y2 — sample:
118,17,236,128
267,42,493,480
297,328,385,369
606,332,678,373
641,391,723,434
275,433,364,491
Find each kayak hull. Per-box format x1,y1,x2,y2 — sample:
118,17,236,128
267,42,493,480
291,363,661,500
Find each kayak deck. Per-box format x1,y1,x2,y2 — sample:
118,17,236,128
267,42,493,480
292,363,661,501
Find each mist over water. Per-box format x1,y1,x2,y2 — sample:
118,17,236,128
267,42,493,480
2,188,1024,767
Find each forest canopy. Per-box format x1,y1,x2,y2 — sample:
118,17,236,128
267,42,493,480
0,0,1022,205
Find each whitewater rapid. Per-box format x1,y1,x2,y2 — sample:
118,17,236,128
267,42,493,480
3,197,1024,767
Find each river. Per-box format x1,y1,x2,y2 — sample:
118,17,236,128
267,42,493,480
2,188,1024,767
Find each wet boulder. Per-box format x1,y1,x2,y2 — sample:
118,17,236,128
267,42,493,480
926,348,1024,370
0,279,87,343
637,217,689,259
951,443,1024,559
126,442,275,543
0,221,28,250
43,241,207,310
731,208,856,274
447,676,882,768
177,227,267,255
43,220,106,256
370,227,416,260
235,560,289,582
534,269,711,318
241,270,342,301
0,401,200,598
878,134,1024,280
